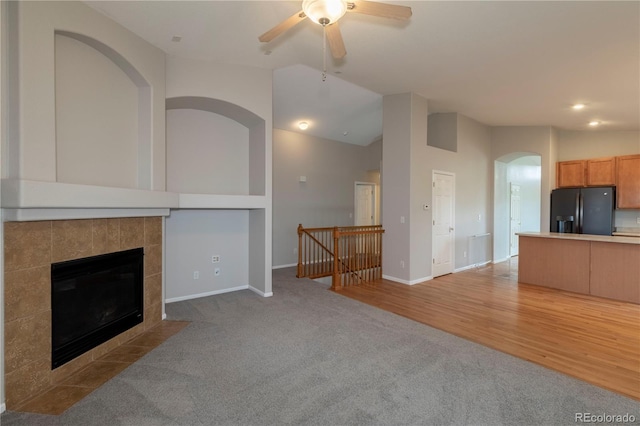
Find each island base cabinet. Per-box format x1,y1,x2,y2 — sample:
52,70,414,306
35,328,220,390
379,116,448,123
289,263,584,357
518,237,590,294
590,242,640,304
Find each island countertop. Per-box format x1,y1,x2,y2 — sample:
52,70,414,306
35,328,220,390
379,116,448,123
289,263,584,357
517,231,640,245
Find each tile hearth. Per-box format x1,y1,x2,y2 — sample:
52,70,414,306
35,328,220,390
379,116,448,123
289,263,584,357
14,320,189,416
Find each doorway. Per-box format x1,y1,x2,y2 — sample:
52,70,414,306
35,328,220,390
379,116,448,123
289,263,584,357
494,154,541,262
354,182,377,226
432,171,455,277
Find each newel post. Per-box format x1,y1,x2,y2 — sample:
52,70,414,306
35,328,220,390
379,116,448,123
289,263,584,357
332,226,341,291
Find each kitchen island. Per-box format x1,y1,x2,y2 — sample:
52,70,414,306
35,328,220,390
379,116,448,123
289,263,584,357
517,232,640,304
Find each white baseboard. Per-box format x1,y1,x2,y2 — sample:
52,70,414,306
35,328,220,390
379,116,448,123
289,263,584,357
249,286,273,298
165,285,249,303
493,257,509,264
382,274,432,285
272,263,297,270
455,260,492,273
1,403,5,413
454,264,476,273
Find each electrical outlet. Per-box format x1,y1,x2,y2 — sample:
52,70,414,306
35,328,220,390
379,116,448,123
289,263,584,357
293,247,298,255
400,216,405,224
400,260,405,268
211,255,220,263
464,251,467,258
636,217,640,224
193,271,199,280
214,268,221,276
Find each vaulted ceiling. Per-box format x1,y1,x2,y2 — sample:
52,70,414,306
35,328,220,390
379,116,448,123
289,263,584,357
88,1,640,145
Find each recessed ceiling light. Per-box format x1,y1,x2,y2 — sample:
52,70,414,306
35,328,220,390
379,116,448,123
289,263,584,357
171,35,182,43
298,121,309,130
588,120,600,127
572,103,585,110
343,131,349,136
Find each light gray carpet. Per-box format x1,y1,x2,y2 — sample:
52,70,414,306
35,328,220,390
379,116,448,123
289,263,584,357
2,267,639,425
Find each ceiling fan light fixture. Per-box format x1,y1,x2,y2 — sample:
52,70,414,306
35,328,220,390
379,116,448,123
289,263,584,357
302,0,348,25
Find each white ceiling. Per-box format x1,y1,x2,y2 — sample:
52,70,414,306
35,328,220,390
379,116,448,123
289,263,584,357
88,1,640,146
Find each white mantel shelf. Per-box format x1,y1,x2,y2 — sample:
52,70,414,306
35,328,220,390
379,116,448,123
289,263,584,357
1,179,180,209
1,179,267,221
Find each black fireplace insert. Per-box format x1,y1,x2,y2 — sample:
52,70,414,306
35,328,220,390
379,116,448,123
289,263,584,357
51,247,144,369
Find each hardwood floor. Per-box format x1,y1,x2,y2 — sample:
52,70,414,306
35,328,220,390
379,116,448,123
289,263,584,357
337,257,640,401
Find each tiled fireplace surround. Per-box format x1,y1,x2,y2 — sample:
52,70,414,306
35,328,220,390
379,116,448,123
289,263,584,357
3,217,163,409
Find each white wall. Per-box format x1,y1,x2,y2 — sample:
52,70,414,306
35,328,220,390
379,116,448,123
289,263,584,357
383,98,492,283
425,114,493,270
272,129,380,267
166,109,249,195
382,93,414,282
165,210,249,301
8,1,166,189
165,57,272,296
493,161,509,262
557,130,639,160
55,34,138,189
492,126,555,233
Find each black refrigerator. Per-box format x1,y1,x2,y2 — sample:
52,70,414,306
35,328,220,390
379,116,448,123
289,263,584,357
550,186,615,235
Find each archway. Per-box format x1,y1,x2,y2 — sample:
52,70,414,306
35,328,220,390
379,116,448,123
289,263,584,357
494,152,542,262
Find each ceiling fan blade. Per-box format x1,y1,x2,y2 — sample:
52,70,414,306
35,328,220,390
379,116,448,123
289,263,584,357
326,23,347,59
347,1,412,20
258,10,307,43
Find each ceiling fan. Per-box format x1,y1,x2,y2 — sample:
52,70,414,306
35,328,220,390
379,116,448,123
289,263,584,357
258,0,412,59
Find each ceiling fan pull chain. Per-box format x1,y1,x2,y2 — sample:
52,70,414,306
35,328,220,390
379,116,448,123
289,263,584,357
322,24,327,82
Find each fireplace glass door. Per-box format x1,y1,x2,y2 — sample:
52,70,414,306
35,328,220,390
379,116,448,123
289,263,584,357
51,248,144,368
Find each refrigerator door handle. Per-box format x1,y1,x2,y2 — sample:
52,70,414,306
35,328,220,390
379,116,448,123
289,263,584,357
578,193,584,234
575,192,581,234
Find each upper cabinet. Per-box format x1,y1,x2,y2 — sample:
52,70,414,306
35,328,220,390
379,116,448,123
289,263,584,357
557,155,640,209
616,154,640,209
557,157,616,188
556,160,586,188
586,157,616,186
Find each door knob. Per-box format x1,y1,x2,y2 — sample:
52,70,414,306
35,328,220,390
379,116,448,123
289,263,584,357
449,227,454,232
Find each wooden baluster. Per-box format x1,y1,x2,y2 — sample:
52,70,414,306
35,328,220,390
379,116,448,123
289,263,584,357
367,231,371,282
332,227,340,290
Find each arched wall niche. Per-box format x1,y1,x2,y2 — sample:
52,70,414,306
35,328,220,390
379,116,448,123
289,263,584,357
54,30,152,190
494,151,542,261
166,96,266,196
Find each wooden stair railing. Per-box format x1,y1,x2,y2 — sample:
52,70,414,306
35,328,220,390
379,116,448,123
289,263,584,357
297,224,384,290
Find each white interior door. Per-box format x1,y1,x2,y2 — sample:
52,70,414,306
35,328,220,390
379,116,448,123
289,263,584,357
432,171,455,277
355,182,375,226
510,183,521,256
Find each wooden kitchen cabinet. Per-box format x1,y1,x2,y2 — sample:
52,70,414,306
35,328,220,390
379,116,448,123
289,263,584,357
616,154,640,208
586,157,616,186
556,160,586,188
